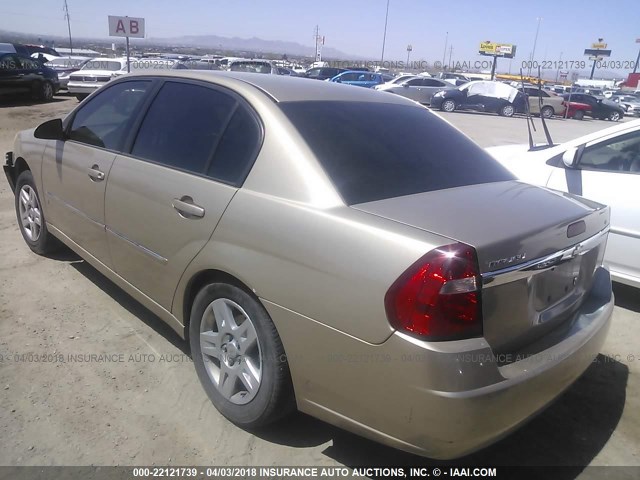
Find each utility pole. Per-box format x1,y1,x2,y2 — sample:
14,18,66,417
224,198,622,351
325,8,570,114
406,44,412,68
527,17,542,76
555,51,563,83
442,31,448,67
314,25,323,63
448,45,453,70
63,0,73,54
380,0,390,64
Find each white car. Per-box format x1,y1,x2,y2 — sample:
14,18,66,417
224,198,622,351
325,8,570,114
67,57,134,100
487,119,640,288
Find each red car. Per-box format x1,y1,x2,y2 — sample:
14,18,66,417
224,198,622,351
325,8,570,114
562,100,591,120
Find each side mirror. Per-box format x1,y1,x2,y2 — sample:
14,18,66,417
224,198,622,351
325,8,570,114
562,147,579,168
34,119,65,141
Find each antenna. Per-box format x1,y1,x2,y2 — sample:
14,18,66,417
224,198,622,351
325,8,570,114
63,0,73,54
520,68,535,151
537,66,554,147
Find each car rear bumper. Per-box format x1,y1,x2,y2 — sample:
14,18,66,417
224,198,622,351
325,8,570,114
267,267,613,459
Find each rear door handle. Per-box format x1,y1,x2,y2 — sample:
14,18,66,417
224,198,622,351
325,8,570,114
87,165,105,181
172,196,205,218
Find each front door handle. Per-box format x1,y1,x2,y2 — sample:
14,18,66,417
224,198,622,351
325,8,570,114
87,165,105,181
172,196,205,218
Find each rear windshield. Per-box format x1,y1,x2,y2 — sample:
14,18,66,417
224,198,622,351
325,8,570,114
82,60,122,71
280,101,514,205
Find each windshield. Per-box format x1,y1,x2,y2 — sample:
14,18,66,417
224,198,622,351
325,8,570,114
81,60,123,71
47,58,87,68
281,101,513,205
229,61,272,73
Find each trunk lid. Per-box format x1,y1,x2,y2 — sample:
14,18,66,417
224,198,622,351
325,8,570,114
353,180,610,355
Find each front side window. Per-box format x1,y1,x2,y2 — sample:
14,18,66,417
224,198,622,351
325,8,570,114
68,81,150,150
580,131,640,173
0,54,19,70
131,81,236,174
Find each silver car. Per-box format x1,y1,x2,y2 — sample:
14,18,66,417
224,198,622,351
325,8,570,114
4,71,613,459
376,76,454,104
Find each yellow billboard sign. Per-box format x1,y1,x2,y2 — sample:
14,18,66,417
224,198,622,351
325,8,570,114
591,42,607,49
479,42,516,58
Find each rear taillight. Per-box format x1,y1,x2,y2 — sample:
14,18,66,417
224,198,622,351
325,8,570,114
384,243,482,341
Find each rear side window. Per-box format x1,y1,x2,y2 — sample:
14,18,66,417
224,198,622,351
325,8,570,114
280,101,514,205
207,107,262,185
131,82,236,174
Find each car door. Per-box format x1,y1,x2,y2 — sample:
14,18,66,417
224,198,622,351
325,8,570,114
420,79,449,104
0,54,29,94
41,80,152,265
546,128,640,284
104,80,263,310
398,78,424,101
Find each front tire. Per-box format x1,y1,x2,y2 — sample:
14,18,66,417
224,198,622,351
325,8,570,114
189,283,295,428
14,170,58,255
441,99,456,112
608,111,621,122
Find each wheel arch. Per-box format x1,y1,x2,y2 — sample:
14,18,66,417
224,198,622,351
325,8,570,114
4,156,30,193
181,268,260,340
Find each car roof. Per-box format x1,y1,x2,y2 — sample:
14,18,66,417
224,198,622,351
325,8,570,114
123,70,413,104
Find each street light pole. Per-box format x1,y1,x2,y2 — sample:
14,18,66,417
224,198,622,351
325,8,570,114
442,31,448,68
380,0,390,64
528,17,542,76
406,44,412,68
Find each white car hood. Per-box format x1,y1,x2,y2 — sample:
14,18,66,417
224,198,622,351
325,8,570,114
70,70,121,77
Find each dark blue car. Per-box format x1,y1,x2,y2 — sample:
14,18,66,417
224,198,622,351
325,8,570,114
329,70,384,88
0,53,60,101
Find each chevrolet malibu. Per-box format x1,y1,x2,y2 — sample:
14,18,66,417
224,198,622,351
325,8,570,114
3,71,613,459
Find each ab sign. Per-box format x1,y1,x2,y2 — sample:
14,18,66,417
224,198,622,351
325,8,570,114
108,16,145,38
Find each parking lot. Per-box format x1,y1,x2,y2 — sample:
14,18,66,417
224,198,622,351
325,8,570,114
0,94,638,472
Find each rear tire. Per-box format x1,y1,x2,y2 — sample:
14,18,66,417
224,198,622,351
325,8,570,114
499,104,515,117
540,105,554,118
441,99,456,112
189,283,295,428
573,110,585,120
14,170,58,255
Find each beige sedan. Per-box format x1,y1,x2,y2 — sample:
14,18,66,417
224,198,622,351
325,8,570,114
4,71,613,459
523,86,566,117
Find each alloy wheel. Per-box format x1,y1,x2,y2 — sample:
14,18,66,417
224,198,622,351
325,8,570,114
199,298,262,405
18,185,42,242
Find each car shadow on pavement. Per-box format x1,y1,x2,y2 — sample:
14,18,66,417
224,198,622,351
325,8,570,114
613,282,640,313
253,354,628,478
68,258,190,356
62,255,628,477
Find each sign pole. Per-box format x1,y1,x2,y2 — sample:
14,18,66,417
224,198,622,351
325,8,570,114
490,55,497,80
126,35,130,73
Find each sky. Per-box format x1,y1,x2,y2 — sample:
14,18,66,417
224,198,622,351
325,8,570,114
1,0,639,68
